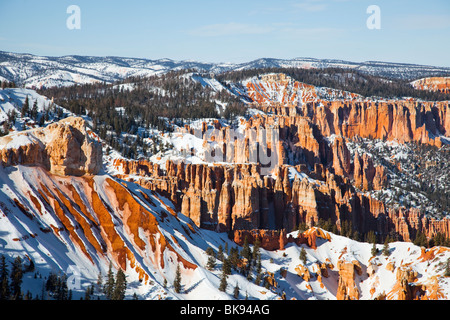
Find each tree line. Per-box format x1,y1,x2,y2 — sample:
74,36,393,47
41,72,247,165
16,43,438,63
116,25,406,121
38,70,248,159
216,67,450,101
0,255,128,300
0,80,17,89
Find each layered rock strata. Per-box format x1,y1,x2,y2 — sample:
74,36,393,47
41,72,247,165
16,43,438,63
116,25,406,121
113,157,450,248
0,116,102,175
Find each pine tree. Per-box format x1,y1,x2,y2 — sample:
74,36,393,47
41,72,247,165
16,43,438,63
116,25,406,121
96,271,103,294
413,232,428,247
229,247,240,269
371,242,378,256
445,258,450,277
45,272,58,293
206,247,215,257
31,100,38,120
173,265,182,294
10,256,23,300
241,236,251,263
206,256,216,271
57,274,68,300
217,245,224,262
255,272,262,286
21,95,30,117
222,258,231,276
300,247,307,265
365,230,377,244
84,286,92,300
252,237,260,261
233,282,240,299
104,262,115,299
112,269,127,300
0,255,10,300
383,238,390,257
219,271,227,292
256,253,262,274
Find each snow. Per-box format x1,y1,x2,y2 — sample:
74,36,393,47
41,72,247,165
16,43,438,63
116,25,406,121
1,54,450,300
323,134,337,145
1,162,450,300
5,51,448,90
0,133,36,150
191,74,226,92
286,166,321,185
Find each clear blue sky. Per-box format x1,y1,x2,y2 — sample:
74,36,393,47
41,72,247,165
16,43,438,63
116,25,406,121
1,0,449,67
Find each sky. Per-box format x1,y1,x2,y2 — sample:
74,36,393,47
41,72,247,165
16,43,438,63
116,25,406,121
0,0,449,67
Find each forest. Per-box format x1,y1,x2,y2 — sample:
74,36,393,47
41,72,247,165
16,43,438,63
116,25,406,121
38,67,450,160
39,70,248,159
216,67,450,101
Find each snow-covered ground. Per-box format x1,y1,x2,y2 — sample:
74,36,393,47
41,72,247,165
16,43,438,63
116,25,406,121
1,78,450,301
1,162,449,302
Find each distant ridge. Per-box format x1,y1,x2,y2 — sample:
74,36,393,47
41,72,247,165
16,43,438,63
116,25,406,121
1,50,450,88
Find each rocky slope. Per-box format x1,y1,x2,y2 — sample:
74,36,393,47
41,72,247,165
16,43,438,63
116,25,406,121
0,115,450,300
0,116,102,175
412,77,450,94
105,73,450,247
1,63,450,300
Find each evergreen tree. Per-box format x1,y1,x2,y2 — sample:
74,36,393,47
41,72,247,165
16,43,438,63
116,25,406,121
233,283,240,299
206,256,216,271
0,255,10,300
31,100,38,121
445,258,450,277
365,230,377,244
229,247,240,270
383,238,391,257
256,253,262,275
299,247,307,265
252,237,261,261
112,269,127,300
255,272,262,286
246,267,253,282
21,95,29,117
219,271,227,292
10,256,23,300
45,272,58,293
206,247,215,257
96,271,103,294
84,286,92,300
371,242,378,257
104,262,115,299
173,265,182,294
413,232,428,247
222,258,232,276
57,274,68,300
241,236,251,263
217,245,224,262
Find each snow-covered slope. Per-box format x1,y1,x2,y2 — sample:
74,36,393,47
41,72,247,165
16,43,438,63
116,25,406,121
1,68,450,301
1,162,449,301
2,51,450,89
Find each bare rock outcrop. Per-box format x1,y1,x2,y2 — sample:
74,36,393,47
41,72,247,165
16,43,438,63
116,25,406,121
0,116,102,176
336,258,362,300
